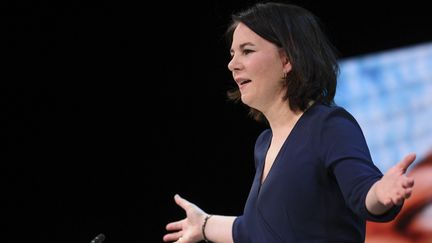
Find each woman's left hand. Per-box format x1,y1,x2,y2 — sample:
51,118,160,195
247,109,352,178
375,153,416,207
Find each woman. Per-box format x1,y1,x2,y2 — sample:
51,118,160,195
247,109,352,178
163,2,415,242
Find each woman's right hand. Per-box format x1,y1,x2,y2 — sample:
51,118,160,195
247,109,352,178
163,194,208,243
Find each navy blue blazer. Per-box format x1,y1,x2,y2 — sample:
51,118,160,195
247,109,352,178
232,103,402,243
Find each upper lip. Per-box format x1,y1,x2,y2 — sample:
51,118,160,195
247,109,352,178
234,76,251,85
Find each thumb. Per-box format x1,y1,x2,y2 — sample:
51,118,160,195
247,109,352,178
174,194,190,210
397,153,416,172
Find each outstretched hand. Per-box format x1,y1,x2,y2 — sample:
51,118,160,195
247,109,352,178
163,194,208,243
374,153,416,207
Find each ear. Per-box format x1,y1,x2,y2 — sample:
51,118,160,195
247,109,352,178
279,51,292,73
283,60,292,73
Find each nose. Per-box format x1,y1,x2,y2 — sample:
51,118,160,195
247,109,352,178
227,55,240,72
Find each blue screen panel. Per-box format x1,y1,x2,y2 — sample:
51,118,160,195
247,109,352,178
335,42,432,171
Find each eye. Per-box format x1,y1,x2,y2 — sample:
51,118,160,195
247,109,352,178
242,49,254,55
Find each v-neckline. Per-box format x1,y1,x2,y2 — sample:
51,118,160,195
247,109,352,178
259,129,290,187
257,107,310,193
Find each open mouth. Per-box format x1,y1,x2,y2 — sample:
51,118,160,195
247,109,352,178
240,80,251,85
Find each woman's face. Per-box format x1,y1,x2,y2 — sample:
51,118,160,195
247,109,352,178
227,23,291,111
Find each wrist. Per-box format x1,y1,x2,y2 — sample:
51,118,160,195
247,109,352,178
202,214,213,242
367,180,392,215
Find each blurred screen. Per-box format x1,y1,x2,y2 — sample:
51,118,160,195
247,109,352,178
335,42,432,172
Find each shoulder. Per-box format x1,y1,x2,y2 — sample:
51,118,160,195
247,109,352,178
311,103,372,167
309,102,353,118
303,102,365,146
306,102,359,126
312,103,369,153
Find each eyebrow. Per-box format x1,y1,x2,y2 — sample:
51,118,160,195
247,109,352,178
230,42,255,54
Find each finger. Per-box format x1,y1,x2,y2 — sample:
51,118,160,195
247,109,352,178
397,153,416,172
166,220,183,231
163,231,183,242
402,177,414,188
381,198,393,208
394,199,404,206
392,195,404,206
404,188,413,199
174,194,191,210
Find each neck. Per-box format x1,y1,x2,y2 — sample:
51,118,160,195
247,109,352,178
264,99,316,137
264,102,303,138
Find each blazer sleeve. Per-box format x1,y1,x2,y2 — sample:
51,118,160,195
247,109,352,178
232,216,249,243
320,107,402,222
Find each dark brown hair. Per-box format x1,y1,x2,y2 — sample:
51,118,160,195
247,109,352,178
226,2,340,121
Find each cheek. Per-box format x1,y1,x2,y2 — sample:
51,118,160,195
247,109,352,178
250,53,283,75
252,61,283,82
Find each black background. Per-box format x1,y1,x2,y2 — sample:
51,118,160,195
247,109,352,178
3,1,431,242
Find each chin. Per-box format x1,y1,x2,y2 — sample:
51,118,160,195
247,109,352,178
240,95,253,107
240,93,247,102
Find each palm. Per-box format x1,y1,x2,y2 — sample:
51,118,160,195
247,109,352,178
376,153,416,207
163,195,206,243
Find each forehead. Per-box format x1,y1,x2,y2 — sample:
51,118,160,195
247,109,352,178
231,23,266,47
